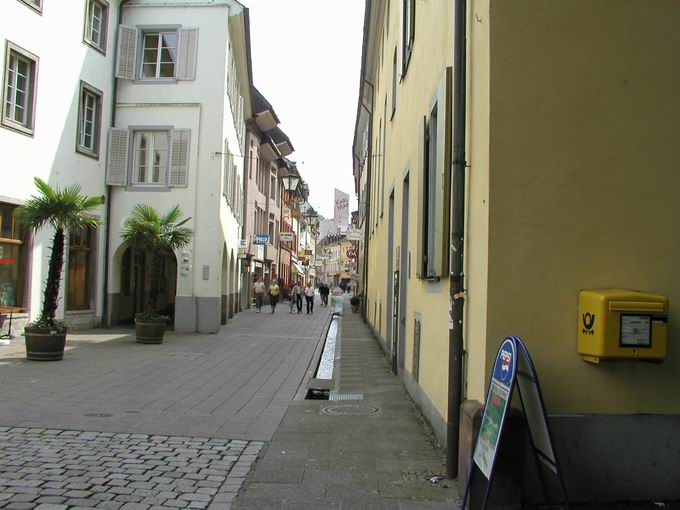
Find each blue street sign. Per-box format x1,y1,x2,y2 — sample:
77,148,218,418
253,234,270,245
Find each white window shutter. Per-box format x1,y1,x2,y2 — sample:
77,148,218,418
177,28,198,80
106,128,129,186
169,129,191,187
115,25,138,80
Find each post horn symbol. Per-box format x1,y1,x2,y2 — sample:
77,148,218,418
583,313,595,330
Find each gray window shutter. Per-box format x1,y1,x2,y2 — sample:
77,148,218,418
416,116,427,278
222,138,231,198
106,128,129,186
115,25,138,80
177,28,198,80
169,129,191,187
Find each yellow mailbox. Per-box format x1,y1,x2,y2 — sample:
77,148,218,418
578,289,668,364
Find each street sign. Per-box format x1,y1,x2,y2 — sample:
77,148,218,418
280,232,294,242
253,233,269,245
461,336,570,510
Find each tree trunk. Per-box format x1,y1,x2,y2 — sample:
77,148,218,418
148,252,162,314
42,227,65,321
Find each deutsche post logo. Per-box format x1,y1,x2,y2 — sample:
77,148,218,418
582,313,596,335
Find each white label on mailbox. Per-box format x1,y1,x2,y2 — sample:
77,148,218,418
620,315,651,347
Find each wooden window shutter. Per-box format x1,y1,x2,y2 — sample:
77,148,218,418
169,129,191,187
115,25,138,80
106,128,129,186
177,28,198,80
416,116,427,278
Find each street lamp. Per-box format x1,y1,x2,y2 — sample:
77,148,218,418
281,172,300,192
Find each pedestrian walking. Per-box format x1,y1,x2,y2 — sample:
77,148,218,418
319,283,329,306
289,282,303,314
347,282,352,294
268,279,280,314
304,282,315,314
253,275,265,313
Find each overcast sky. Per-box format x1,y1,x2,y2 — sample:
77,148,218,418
244,0,365,219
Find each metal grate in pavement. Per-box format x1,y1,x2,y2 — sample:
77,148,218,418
328,392,364,401
320,404,382,416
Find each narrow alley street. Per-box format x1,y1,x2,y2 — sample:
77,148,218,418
0,300,457,509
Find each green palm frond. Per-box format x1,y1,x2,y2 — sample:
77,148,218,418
15,177,104,232
121,203,193,253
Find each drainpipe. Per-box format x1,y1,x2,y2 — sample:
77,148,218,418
102,0,131,327
446,0,468,479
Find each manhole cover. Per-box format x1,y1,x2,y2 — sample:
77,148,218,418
321,404,381,416
84,413,114,418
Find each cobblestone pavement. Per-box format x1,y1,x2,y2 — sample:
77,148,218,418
0,300,331,509
0,426,262,509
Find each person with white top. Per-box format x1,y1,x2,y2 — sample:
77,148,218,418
304,282,315,314
253,275,265,313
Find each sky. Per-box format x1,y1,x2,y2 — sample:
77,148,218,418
244,0,365,220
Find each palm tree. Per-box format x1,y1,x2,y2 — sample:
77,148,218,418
120,204,192,317
15,178,104,329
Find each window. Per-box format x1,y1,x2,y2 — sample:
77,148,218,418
17,0,42,13
2,42,38,135
76,82,102,158
402,0,415,75
132,131,170,185
67,227,94,310
141,31,178,79
0,204,24,308
268,214,275,244
84,0,109,53
270,173,276,200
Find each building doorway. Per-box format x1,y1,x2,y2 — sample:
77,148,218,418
398,175,410,372
118,247,177,326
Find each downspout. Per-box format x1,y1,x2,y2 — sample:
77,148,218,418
446,0,468,479
102,0,131,327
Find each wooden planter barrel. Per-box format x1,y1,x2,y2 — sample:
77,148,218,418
135,317,167,344
24,328,67,361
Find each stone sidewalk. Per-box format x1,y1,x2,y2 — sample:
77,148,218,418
0,299,330,509
233,301,460,509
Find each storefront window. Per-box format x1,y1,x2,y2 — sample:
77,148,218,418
67,227,93,310
0,204,23,308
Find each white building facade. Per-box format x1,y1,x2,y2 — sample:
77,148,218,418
1,0,121,329
106,0,250,333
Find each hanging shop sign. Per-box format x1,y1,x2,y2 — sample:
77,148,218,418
346,228,363,241
280,232,294,242
253,233,270,245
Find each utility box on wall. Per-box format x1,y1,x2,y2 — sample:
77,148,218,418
578,289,668,364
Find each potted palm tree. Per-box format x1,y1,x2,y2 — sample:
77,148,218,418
15,178,104,361
121,204,192,344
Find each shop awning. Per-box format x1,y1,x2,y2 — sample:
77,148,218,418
292,261,305,274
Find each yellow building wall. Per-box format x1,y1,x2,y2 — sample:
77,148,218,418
365,0,454,420
484,0,680,413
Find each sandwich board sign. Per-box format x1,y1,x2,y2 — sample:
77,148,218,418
461,336,570,510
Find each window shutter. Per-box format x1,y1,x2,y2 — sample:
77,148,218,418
169,129,191,187
115,25,138,80
416,116,427,278
222,138,231,203
177,28,198,80
106,128,129,186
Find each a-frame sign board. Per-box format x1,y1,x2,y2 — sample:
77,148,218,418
460,336,571,510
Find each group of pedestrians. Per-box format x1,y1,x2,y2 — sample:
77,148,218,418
252,276,320,315
289,281,316,314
